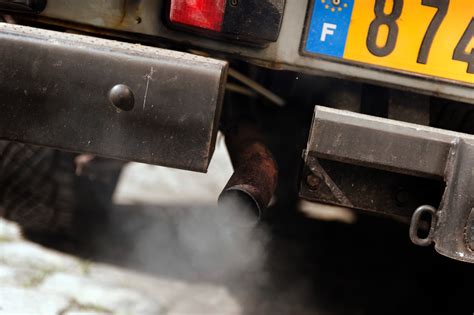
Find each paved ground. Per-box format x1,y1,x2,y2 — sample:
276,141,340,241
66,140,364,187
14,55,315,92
0,141,473,314
0,142,249,315
0,216,252,315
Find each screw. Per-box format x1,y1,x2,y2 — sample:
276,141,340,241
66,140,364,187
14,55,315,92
306,174,321,190
395,189,410,206
108,84,135,111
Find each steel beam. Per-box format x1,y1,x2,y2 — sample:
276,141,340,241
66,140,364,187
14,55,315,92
302,106,474,263
0,23,228,172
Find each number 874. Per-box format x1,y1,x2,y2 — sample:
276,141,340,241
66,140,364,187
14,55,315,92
366,0,474,74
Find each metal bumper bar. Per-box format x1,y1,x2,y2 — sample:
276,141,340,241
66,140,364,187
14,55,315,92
301,106,474,263
0,23,227,172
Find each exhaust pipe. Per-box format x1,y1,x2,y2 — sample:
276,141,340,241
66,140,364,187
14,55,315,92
218,121,278,220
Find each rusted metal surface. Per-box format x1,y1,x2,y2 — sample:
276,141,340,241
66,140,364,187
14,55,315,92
301,106,474,263
219,121,278,217
301,156,444,222
305,106,467,179
432,138,474,263
7,0,472,103
41,0,145,29
467,209,474,251
0,23,227,172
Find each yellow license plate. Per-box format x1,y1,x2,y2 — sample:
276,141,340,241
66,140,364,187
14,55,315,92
304,0,474,85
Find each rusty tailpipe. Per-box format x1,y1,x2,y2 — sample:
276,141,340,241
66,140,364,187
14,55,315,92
218,121,278,220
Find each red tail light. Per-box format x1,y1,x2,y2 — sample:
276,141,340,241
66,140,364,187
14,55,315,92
169,0,226,32
168,0,285,45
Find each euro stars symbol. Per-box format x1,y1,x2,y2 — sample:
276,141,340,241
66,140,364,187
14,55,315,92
321,0,349,13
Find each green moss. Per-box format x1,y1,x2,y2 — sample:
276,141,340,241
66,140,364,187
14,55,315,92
79,259,92,276
60,299,113,314
0,236,13,243
21,268,55,288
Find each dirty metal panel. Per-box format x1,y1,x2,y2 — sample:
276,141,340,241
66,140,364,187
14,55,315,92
305,106,471,179
300,156,444,221
16,0,473,104
0,23,227,172
301,106,474,263
432,139,474,263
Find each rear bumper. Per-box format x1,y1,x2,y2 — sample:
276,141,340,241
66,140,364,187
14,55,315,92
0,23,227,172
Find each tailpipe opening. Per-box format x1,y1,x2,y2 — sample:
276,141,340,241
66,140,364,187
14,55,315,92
218,120,278,222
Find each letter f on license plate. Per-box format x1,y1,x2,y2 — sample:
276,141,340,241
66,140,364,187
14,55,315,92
306,0,355,58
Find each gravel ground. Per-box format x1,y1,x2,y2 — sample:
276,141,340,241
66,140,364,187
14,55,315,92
0,141,473,315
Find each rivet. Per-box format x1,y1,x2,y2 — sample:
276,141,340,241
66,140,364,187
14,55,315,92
306,174,321,190
395,189,410,206
108,84,135,111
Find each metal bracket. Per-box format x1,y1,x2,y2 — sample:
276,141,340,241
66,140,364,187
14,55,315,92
0,23,228,172
433,138,474,262
301,106,474,263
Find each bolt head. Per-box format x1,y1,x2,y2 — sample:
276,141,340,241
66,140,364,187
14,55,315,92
395,189,410,206
306,174,321,190
108,84,135,111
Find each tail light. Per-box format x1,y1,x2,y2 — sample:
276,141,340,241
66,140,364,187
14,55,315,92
168,0,286,45
169,0,226,32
